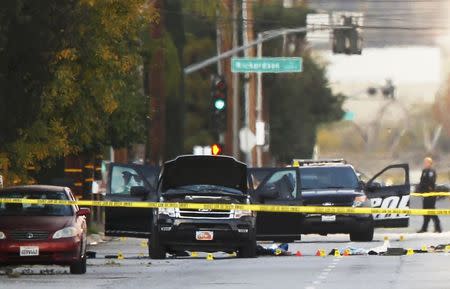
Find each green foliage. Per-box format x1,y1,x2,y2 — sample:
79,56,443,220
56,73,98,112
0,0,157,183
182,31,216,152
267,57,344,163
254,3,344,163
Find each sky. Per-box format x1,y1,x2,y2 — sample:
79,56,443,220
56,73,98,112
324,46,442,84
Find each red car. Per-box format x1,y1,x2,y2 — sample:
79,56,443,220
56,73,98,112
0,185,90,274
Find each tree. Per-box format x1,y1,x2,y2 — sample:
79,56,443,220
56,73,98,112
0,0,157,183
180,2,221,153
254,3,344,163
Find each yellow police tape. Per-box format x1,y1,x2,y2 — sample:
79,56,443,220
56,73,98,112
411,192,450,197
1,197,450,216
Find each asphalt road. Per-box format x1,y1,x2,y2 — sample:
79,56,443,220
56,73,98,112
2,197,450,289
2,232,450,289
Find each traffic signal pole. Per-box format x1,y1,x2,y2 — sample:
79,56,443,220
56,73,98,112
231,0,239,158
184,24,351,165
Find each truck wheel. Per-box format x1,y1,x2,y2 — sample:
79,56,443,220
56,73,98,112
237,237,257,258
149,228,166,259
350,223,374,242
70,256,87,274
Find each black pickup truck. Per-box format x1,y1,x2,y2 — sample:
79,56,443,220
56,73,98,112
104,155,256,259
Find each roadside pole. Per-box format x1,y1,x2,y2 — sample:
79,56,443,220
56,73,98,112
256,32,263,167
242,0,253,165
231,0,239,158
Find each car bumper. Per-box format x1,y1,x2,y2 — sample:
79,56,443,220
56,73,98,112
156,217,255,252
302,214,372,234
0,238,81,265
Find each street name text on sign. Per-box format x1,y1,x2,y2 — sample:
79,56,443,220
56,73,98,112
231,57,303,73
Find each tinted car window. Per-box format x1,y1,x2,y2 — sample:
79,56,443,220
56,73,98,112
264,170,298,199
111,166,145,195
300,167,359,190
0,191,73,216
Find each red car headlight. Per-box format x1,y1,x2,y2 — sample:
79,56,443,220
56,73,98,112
53,227,78,239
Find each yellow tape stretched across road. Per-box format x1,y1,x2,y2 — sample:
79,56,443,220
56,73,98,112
411,192,450,197
1,198,450,216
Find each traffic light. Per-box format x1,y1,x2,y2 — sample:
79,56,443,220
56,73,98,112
211,75,227,132
211,143,223,156
332,16,362,55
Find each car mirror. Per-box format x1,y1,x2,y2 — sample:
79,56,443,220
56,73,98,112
77,208,91,216
130,186,148,198
259,185,279,200
358,180,366,190
366,182,381,192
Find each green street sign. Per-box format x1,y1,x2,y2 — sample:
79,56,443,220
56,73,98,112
343,111,355,121
231,57,303,73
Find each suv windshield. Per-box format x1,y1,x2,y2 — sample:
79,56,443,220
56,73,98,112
0,191,73,216
164,184,243,195
300,167,359,190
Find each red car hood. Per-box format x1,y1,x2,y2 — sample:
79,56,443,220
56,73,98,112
0,216,74,232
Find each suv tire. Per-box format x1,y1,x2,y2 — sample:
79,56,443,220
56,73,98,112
70,255,87,274
149,226,166,259
350,222,374,242
237,235,257,258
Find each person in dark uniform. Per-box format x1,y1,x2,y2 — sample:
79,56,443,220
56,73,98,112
418,157,442,233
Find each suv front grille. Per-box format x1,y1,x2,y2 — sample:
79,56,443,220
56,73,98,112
178,209,231,219
9,231,49,241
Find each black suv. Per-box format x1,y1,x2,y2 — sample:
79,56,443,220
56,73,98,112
298,161,374,241
104,155,256,259
248,160,410,242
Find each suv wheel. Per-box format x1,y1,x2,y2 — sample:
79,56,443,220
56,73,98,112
70,255,87,274
237,236,257,258
149,226,166,259
350,223,374,242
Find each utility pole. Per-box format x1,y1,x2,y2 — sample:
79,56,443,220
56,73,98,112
147,0,165,165
216,8,223,76
242,0,256,166
231,0,239,158
256,32,263,167
219,0,233,155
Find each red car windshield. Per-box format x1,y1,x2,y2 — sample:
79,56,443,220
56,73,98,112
0,191,73,216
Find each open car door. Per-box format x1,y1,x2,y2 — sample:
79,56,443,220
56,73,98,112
104,163,160,238
365,164,410,228
248,168,303,242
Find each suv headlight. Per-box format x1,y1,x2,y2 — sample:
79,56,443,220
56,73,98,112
353,195,368,207
0,231,5,240
53,226,78,239
158,207,177,217
233,210,253,219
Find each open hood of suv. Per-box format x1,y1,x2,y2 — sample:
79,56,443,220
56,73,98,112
160,155,247,193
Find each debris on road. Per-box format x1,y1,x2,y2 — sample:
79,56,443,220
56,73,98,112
256,243,291,256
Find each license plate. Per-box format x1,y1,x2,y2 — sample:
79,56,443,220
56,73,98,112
196,231,214,241
321,215,336,222
20,246,39,256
